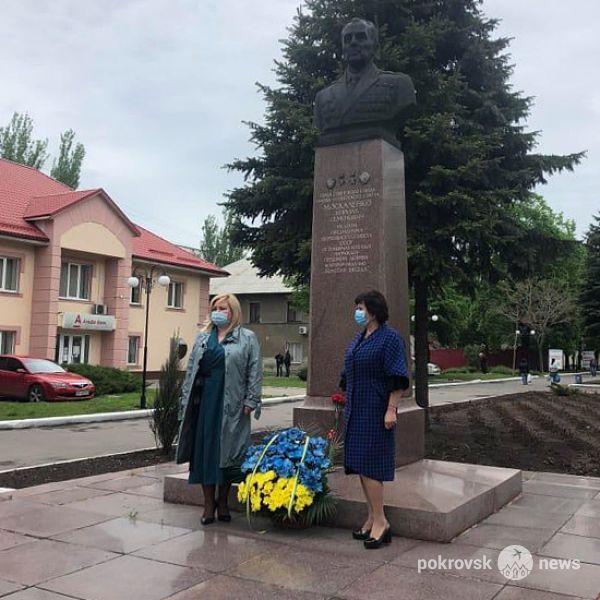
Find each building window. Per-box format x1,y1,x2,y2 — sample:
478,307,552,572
249,302,261,323
57,335,90,364
128,336,140,365
287,302,300,323
0,257,18,292
0,331,16,354
288,342,302,364
130,284,141,304
59,262,91,300
167,281,183,308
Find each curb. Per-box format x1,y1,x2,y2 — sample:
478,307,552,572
0,394,306,431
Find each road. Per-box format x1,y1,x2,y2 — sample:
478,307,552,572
0,374,589,470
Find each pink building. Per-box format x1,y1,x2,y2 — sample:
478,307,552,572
0,158,226,373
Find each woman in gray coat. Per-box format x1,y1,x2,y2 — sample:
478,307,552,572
176,293,262,524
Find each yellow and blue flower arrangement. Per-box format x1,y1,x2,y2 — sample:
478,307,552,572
237,427,337,527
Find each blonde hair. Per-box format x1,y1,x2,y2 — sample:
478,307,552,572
203,293,242,333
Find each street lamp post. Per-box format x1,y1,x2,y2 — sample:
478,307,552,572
515,324,536,372
127,267,170,409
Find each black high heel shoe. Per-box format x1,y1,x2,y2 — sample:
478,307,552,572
352,528,371,540
364,526,392,549
201,507,216,525
217,506,231,523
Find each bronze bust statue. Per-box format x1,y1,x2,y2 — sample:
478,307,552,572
314,18,416,148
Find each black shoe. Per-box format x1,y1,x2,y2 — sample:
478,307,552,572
352,528,371,540
217,507,232,522
201,508,215,525
364,526,392,549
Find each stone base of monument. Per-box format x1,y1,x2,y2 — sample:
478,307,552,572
163,460,521,543
293,399,425,467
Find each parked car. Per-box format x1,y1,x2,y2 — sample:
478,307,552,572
428,362,442,376
0,356,95,402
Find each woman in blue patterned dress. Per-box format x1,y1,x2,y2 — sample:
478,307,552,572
341,290,409,549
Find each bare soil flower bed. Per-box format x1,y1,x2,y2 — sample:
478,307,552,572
426,391,600,477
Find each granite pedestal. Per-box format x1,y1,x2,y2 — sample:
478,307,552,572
163,460,522,542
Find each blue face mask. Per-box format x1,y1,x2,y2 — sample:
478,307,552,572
354,308,368,327
211,310,230,327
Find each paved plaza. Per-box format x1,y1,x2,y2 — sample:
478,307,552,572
0,463,599,599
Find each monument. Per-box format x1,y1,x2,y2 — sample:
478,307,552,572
164,18,522,542
293,17,424,466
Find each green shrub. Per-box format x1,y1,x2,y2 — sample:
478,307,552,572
463,344,481,370
151,337,183,455
550,382,573,396
489,365,514,375
298,366,308,381
65,363,142,396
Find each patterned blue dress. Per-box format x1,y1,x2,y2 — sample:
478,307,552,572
342,323,409,481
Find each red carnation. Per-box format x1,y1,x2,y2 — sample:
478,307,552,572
331,392,346,405
326,428,336,441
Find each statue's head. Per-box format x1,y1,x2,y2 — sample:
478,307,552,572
341,18,378,70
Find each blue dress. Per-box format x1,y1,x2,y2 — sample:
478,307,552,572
189,328,227,485
343,323,409,481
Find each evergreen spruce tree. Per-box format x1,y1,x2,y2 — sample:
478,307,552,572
226,0,583,406
581,214,600,351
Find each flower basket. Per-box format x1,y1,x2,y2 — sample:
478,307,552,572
237,427,337,528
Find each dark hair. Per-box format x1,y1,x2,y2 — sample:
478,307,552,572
354,290,389,323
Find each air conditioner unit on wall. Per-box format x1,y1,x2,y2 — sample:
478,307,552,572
298,326,308,335
92,304,107,315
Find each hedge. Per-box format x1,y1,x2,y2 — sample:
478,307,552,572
64,363,142,396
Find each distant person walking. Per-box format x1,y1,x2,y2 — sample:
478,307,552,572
590,357,598,378
275,353,284,377
549,358,560,384
478,350,488,374
518,358,529,385
284,350,292,377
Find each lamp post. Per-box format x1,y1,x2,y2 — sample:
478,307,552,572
127,267,170,409
515,324,536,372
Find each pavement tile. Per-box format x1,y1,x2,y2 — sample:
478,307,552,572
134,529,284,572
24,487,112,506
163,574,326,599
507,493,586,514
291,526,419,563
454,523,555,553
508,554,600,599
337,563,503,600
0,500,40,520
0,504,110,537
135,504,205,530
0,588,80,599
575,499,600,518
482,507,570,531
0,529,32,551
229,544,380,595
539,532,600,566
522,481,598,499
41,554,211,600
0,539,116,586
65,491,165,517
392,541,506,584
528,472,600,490
494,587,587,599
83,475,157,493
560,515,600,539
52,516,190,554
0,579,23,597
120,481,164,499
12,482,74,498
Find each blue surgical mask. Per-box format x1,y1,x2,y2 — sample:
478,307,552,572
211,310,230,327
354,309,368,327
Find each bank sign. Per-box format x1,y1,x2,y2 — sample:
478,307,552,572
61,312,116,331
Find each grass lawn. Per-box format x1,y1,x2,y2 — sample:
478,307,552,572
0,390,156,421
262,375,306,388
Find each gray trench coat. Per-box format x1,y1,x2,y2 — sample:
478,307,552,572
176,326,262,468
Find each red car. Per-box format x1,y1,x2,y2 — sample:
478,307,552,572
0,355,95,402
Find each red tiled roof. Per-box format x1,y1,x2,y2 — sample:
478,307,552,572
132,224,226,276
0,158,227,276
24,190,101,219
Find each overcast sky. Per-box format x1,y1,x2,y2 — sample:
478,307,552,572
1,0,598,247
